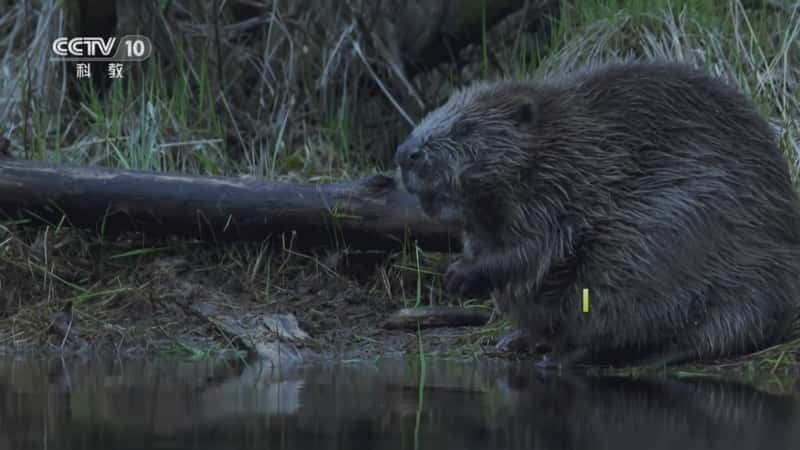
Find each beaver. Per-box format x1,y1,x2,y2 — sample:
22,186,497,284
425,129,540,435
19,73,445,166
395,61,800,367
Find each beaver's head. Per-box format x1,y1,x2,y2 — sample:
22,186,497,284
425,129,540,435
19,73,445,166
395,82,538,223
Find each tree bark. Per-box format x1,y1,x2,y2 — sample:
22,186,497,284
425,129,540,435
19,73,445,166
0,160,460,252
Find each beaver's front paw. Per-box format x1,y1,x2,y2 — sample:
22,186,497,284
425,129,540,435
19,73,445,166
496,329,533,353
443,259,489,298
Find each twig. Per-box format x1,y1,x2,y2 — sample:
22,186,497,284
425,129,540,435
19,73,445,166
352,40,416,127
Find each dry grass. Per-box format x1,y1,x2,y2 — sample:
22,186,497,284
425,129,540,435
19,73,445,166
0,0,799,368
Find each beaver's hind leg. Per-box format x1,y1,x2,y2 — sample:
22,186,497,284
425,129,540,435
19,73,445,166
629,346,699,368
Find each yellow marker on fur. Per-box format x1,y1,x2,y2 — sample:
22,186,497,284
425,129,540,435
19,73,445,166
582,288,590,313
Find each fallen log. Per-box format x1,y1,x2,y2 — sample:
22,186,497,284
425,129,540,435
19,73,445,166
0,159,460,252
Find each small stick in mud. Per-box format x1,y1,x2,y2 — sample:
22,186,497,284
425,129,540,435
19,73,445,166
382,306,491,330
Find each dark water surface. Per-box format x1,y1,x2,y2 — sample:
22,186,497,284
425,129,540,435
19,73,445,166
2,356,800,450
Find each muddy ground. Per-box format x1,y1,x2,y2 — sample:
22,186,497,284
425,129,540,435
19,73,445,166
0,226,502,363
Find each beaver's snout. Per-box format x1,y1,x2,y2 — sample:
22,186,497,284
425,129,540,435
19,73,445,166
394,136,424,170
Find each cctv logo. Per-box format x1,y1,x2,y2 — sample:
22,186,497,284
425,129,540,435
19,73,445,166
52,37,117,58
51,35,152,62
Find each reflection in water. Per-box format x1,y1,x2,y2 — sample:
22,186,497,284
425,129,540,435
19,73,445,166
1,356,800,450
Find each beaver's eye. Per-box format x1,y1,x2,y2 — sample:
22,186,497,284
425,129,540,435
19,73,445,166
451,121,472,138
511,102,535,126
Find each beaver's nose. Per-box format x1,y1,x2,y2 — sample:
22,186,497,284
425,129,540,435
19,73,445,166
395,137,423,169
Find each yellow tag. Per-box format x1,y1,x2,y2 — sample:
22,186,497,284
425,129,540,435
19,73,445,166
582,288,589,313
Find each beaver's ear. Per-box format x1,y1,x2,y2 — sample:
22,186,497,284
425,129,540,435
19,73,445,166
512,101,536,126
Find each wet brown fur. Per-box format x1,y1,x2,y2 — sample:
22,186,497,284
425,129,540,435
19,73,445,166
396,61,800,366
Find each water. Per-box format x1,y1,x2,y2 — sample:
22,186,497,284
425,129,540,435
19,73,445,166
2,356,800,450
